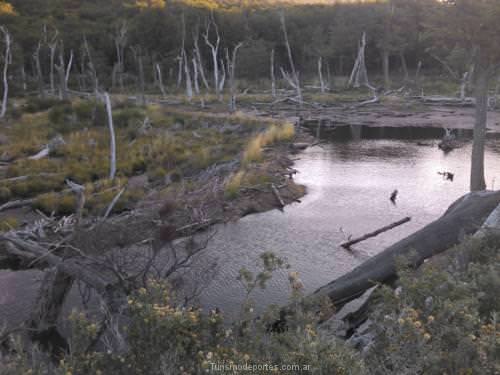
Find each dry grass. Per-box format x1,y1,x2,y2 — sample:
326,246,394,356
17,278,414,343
242,122,295,165
225,170,246,199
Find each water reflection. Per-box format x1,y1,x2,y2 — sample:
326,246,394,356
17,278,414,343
197,125,500,320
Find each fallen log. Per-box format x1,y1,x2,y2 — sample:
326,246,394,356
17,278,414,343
341,217,411,250
313,190,500,308
271,183,285,208
0,198,35,212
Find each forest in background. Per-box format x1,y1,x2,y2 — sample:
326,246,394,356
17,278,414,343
0,0,478,95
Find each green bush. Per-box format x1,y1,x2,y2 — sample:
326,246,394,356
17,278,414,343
365,235,500,375
24,97,68,113
113,107,145,128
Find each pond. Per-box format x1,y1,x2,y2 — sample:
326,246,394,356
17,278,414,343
196,124,500,320
2,124,500,326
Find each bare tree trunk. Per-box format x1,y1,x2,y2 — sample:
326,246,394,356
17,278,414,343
20,65,27,93
192,56,200,95
203,14,221,96
48,30,59,95
113,22,128,92
470,68,489,192
270,48,276,98
280,11,302,104
155,63,167,98
218,58,226,99
348,32,374,91
103,93,117,180
33,42,45,98
55,45,73,100
83,36,98,96
399,51,409,82
226,42,243,112
382,49,390,89
193,24,209,90
460,71,469,101
0,26,11,119
131,46,146,106
318,56,326,93
183,50,193,102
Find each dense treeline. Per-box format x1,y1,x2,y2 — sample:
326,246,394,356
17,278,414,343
0,0,474,94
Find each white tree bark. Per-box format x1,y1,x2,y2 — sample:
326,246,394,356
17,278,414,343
193,24,209,90
83,36,99,96
33,42,45,98
155,62,167,98
203,14,221,96
226,42,243,112
318,56,326,93
270,48,276,98
102,93,117,180
280,11,302,104
192,56,200,95
113,22,128,91
348,32,374,91
0,26,11,119
183,49,193,101
48,29,59,95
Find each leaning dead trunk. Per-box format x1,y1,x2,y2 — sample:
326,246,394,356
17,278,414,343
313,190,500,308
280,11,302,104
0,26,12,119
348,32,374,91
154,63,167,98
470,68,489,192
183,50,193,102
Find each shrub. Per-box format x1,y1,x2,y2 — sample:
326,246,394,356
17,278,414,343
365,235,500,375
24,97,68,113
113,107,145,128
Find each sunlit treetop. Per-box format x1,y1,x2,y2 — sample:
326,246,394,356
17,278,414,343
0,1,16,15
133,0,166,9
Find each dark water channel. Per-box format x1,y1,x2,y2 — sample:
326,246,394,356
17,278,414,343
196,124,500,320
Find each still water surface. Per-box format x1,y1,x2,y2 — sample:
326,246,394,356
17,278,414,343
2,125,500,325
197,125,500,319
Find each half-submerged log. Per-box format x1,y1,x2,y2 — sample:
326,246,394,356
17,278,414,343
314,190,500,308
341,217,411,250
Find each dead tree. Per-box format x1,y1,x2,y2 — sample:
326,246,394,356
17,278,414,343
203,13,221,97
102,92,117,180
280,11,302,104
193,23,209,90
318,56,326,93
192,55,200,95
83,36,99,96
47,28,59,95
348,32,374,91
112,21,128,92
270,48,276,98
33,42,45,98
183,50,193,101
176,13,187,90
226,42,243,112
55,43,73,100
0,26,12,119
131,46,146,106
154,62,167,98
